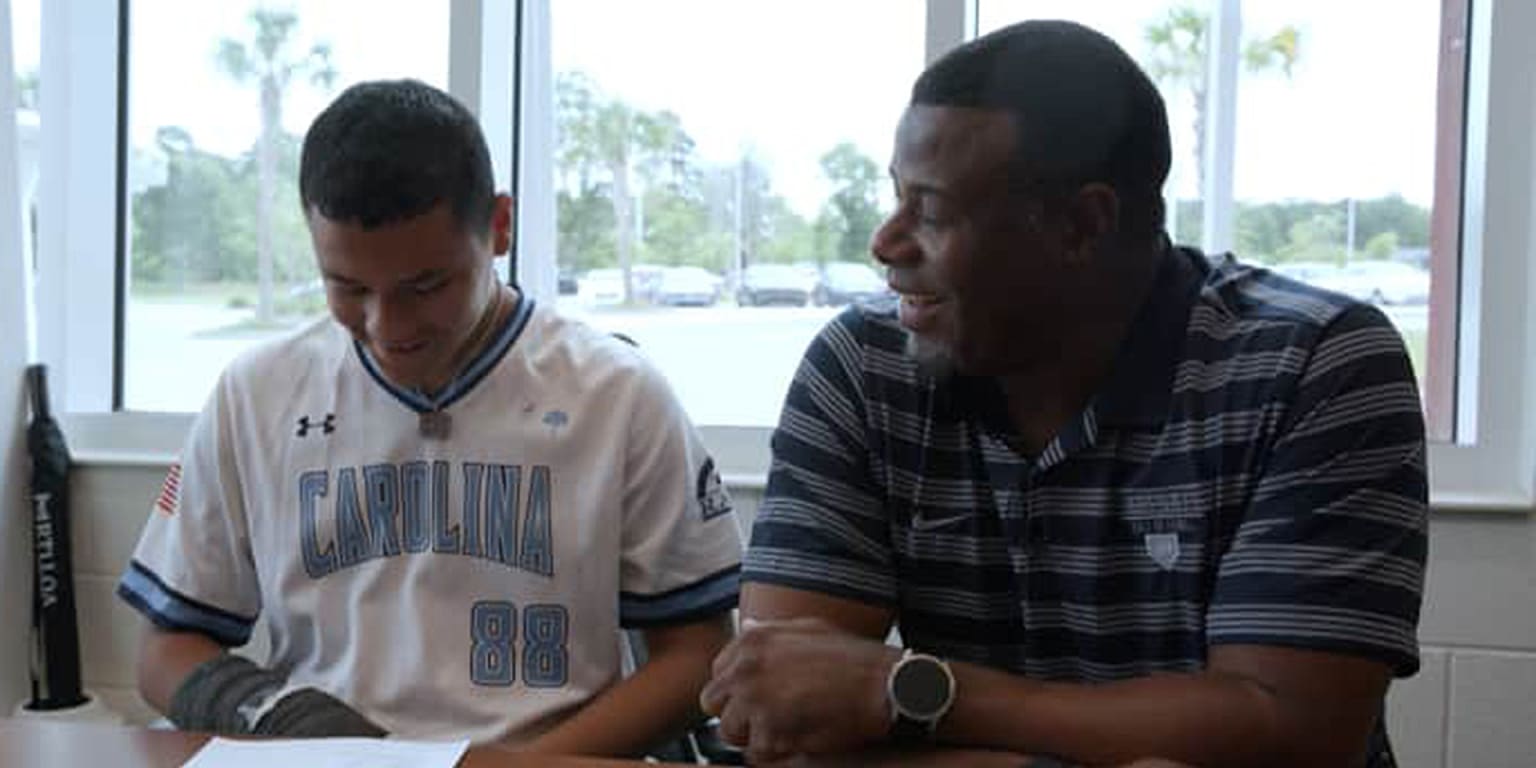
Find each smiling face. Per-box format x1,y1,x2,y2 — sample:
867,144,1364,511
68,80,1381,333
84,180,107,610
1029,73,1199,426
873,105,1086,377
309,196,512,392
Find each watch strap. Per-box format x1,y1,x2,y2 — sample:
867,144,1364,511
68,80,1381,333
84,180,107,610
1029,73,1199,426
889,708,937,745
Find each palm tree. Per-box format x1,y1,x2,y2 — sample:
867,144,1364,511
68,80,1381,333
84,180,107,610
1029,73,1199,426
16,70,39,111
1143,7,1299,193
217,8,334,323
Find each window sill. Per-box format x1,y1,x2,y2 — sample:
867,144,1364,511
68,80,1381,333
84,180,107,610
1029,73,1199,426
60,412,777,489
1427,491,1534,514
61,412,1529,513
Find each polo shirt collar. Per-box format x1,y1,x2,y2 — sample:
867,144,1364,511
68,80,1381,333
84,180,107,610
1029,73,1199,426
1092,243,1207,428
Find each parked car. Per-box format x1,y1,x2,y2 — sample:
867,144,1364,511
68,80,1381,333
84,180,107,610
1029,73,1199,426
1323,260,1430,305
814,262,890,306
737,264,816,307
631,264,666,304
578,268,626,306
557,269,579,296
653,266,721,307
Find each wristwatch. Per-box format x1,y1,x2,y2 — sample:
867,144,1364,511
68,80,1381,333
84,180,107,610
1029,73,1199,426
886,649,955,744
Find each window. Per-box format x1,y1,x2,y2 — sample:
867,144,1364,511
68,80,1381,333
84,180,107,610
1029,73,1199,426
35,0,1536,507
978,1,1465,442
12,0,39,356
528,0,925,427
979,0,1212,257
121,1,450,411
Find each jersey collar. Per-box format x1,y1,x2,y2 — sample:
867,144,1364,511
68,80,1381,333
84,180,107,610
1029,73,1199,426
354,295,536,414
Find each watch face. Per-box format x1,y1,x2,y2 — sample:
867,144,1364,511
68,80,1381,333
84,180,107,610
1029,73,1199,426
892,656,951,719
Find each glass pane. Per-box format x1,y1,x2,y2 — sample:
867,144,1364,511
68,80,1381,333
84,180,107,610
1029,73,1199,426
10,0,37,105
546,0,923,426
1233,1,1452,438
123,1,448,411
977,1,1459,436
978,0,1213,247
13,0,39,277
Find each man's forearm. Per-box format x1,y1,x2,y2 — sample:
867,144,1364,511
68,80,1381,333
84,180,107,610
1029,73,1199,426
942,663,1300,768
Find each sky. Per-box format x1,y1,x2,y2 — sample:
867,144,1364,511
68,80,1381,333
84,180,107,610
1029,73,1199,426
981,0,1444,204
9,0,33,75
12,1,1445,212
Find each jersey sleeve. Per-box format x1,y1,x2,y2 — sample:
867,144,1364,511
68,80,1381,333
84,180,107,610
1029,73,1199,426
740,310,897,607
116,372,261,646
1207,304,1429,676
617,361,742,628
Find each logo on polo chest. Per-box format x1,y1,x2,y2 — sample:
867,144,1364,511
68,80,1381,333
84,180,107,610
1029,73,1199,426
1143,532,1182,570
1124,490,1204,572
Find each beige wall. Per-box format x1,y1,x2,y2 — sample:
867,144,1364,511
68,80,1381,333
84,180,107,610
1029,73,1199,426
61,463,1536,767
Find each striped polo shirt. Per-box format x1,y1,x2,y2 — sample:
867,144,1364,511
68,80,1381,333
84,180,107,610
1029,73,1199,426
743,245,1427,765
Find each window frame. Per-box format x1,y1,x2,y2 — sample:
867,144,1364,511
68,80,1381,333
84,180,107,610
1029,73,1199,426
39,0,1536,511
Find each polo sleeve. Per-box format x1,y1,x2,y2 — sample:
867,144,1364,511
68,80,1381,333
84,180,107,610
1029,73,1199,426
742,310,897,607
1206,304,1428,676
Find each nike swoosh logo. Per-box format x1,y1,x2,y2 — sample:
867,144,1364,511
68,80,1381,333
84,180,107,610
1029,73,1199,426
910,513,974,532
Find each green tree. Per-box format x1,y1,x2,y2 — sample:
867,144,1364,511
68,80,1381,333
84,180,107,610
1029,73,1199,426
1233,196,1429,265
16,70,39,111
757,199,822,266
818,142,884,264
556,187,617,273
133,127,316,295
556,71,695,304
133,127,253,286
217,8,335,323
1277,210,1346,264
1353,194,1430,249
1363,231,1400,261
642,186,730,270
1143,7,1299,192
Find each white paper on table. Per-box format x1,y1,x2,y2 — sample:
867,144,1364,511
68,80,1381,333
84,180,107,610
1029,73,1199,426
181,736,470,768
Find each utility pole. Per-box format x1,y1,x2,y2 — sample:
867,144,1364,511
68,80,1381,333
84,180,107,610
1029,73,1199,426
1345,196,1357,264
733,154,745,289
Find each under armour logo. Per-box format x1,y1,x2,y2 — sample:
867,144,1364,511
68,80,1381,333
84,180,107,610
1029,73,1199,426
296,413,336,437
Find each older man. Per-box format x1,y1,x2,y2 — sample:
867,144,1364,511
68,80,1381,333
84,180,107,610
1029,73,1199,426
704,20,1426,768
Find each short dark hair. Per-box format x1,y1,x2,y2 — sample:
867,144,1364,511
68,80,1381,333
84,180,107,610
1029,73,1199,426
912,20,1171,241
299,79,495,231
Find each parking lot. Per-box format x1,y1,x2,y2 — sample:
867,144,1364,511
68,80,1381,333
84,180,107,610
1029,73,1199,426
125,299,1430,427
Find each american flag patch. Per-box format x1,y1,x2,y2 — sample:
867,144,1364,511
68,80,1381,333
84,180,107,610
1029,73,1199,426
155,463,182,515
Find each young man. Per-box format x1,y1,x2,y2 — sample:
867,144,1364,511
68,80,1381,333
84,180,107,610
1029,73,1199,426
117,80,742,755
703,20,1427,768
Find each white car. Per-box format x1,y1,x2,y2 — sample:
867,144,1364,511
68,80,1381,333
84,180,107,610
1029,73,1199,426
653,266,721,307
578,268,626,306
738,264,817,307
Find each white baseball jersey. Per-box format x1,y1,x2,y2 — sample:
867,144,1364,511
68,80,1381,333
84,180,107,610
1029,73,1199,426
118,298,743,744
